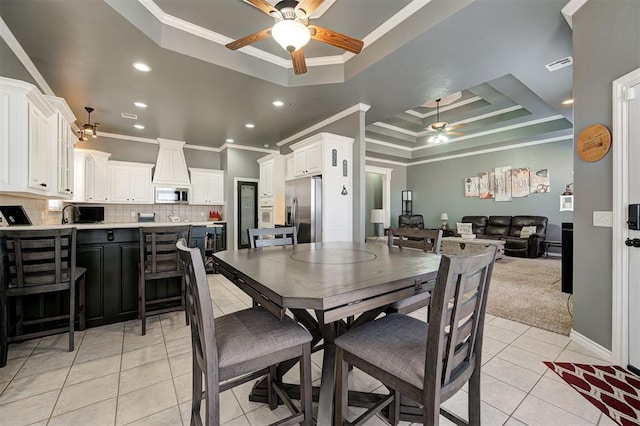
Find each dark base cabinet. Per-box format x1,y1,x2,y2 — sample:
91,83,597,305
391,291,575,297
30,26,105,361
76,229,142,327
77,228,182,328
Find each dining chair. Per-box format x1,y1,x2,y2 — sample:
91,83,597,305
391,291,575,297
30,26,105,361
248,226,298,248
0,228,86,368
176,239,313,426
335,247,496,426
138,225,191,335
386,227,442,315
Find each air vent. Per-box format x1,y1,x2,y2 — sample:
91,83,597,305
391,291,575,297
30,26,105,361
546,56,573,72
121,112,138,120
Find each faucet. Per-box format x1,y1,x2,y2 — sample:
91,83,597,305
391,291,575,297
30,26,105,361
61,205,80,225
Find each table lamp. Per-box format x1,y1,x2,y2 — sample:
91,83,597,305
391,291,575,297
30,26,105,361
440,212,449,230
370,209,385,237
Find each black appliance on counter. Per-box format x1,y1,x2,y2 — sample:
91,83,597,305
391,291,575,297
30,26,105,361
0,205,32,225
75,206,105,223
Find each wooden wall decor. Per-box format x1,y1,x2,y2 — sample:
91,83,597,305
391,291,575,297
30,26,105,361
577,124,611,162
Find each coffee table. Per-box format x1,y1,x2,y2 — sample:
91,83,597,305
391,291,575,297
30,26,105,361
441,236,505,259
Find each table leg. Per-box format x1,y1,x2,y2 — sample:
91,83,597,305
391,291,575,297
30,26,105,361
316,310,337,426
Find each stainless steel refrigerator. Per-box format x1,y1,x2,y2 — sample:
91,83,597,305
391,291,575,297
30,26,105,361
285,176,322,243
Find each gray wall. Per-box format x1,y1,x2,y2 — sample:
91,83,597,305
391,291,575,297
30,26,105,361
0,38,38,87
406,140,574,243
280,109,366,241
77,137,221,168
572,0,640,349
222,148,266,249
365,173,383,237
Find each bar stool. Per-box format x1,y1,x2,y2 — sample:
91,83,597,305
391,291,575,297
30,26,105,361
138,225,191,335
0,228,86,367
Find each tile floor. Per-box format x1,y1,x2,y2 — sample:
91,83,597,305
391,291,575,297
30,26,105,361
0,273,617,426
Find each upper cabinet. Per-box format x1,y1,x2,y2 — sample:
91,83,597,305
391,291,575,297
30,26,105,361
189,168,224,205
293,142,322,178
46,96,77,198
0,77,57,197
289,133,354,242
108,161,154,204
258,154,286,224
0,77,77,199
74,149,111,203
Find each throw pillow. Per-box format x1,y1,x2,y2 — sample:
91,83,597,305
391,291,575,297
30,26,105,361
456,222,473,235
520,226,537,238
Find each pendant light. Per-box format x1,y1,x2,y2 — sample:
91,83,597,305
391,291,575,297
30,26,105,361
78,107,99,141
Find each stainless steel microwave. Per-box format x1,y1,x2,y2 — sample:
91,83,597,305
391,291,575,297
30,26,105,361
154,187,189,204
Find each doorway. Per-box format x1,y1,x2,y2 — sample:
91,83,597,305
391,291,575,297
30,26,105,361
612,67,640,372
365,166,393,237
236,180,258,249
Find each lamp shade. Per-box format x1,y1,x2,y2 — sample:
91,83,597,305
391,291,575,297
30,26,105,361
440,212,449,221
370,209,385,223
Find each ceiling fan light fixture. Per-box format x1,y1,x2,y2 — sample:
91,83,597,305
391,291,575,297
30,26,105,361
429,134,449,144
272,19,310,52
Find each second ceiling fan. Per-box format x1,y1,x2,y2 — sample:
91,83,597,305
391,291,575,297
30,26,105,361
226,0,364,75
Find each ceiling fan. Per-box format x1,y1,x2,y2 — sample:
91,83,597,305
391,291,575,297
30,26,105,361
425,98,465,143
225,0,364,75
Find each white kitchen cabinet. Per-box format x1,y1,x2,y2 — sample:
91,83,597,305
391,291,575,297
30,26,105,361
289,133,354,242
285,153,294,181
108,161,153,203
189,168,224,205
0,77,83,199
27,104,51,193
46,95,76,198
292,142,322,177
257,154,286,225
74,149,111,202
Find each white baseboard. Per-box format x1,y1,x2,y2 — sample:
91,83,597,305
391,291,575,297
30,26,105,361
569,329,613,362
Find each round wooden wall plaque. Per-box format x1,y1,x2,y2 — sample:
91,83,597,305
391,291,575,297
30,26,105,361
577,124,611,162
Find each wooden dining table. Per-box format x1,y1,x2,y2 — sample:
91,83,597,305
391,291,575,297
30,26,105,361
212,241,441,425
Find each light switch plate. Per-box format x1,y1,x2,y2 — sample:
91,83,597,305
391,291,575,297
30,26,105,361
593,211,612,227
131,211,136,217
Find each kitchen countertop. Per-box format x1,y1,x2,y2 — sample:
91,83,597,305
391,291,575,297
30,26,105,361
0,221,225,231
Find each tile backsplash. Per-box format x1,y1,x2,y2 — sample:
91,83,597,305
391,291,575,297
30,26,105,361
0,194,225,225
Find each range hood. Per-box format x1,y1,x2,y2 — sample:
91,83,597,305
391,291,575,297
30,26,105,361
152,138,191,186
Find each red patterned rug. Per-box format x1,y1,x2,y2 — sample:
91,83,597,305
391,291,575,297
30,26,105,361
544,362,640,426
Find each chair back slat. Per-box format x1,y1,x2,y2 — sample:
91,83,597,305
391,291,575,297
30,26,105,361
176,239,219,386
0,229,76,289
139,226,191,276
248,227,297,248
424,247,496,399
388,227,442,253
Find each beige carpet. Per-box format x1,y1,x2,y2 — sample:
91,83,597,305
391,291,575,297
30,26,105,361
486,256,573,335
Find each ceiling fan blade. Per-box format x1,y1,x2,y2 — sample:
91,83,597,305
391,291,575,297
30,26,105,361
296,0,325,18
246,0,281,17
291,49,307,75
309,25,364,54
445,131,465,137
225,28,272,50
447,123,466,131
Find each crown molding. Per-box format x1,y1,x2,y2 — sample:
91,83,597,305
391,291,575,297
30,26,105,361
277,103,371,147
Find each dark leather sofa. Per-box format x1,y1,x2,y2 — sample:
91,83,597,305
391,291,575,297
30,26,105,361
398,214,425,229
460,215,548,258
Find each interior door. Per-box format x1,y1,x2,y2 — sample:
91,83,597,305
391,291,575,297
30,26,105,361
237,181,258,249
628,81,640,372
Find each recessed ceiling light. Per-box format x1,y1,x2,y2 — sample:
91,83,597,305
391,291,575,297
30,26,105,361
562,99,574,105
134,124,145,129
272,100,284,107
226,139,234,143
264,144,270,148
133,62,151,72
134,102,147,108
245,123,255,128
